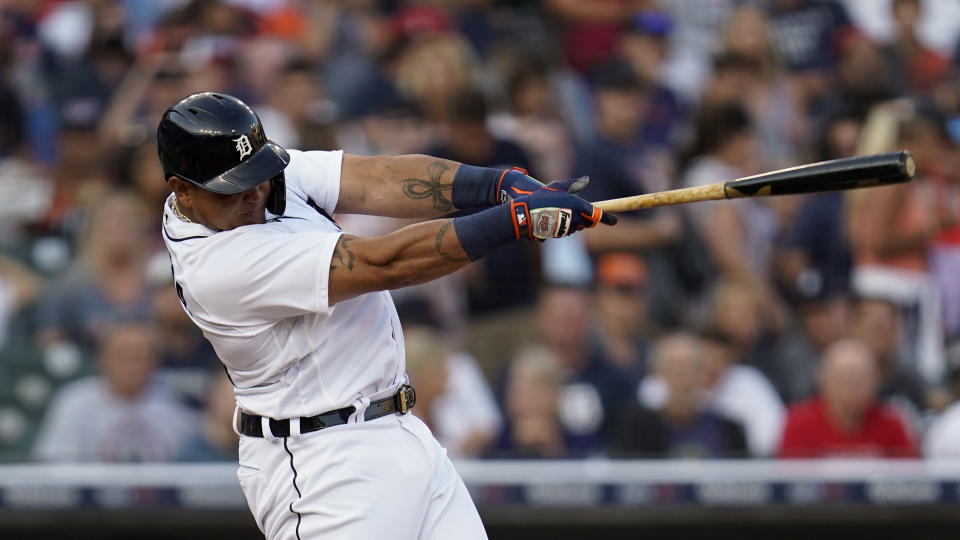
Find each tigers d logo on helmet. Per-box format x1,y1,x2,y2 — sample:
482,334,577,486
234,134,253,160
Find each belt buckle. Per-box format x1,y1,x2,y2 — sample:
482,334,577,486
396,384,416,414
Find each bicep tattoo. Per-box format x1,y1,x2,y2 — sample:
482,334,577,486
330,236,356,272
434,221,469,262
401,161,452,212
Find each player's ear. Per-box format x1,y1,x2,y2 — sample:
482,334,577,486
168,177,194,205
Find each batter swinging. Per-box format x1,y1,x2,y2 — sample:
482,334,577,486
158,92,614,539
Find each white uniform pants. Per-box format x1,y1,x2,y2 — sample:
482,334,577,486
237,412,487,540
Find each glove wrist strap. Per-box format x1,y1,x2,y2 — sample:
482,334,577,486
451,164,505,209
452,204,518,261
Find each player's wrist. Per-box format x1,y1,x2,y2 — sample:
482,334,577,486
452,204,518,261
451,164,505,209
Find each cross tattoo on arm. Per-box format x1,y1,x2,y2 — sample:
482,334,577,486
401,161,452,212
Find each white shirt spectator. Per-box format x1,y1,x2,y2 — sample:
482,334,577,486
924,401,960,459
431,352,502,458
33,378,198,462
707,364,786,457
639,364,785,457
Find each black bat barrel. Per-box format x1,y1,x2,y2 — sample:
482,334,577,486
724,151,916,198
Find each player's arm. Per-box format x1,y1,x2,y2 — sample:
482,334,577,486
336,154,544,217
328,178,617,305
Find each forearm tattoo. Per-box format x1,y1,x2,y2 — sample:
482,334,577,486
330,236,356,272
402,161,452,212
434,221,469,262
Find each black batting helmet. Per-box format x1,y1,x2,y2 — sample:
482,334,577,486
157,92,287,215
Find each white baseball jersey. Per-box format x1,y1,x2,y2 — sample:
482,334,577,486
162,149,406,419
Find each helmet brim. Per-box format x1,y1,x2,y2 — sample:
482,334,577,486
199,141,290,194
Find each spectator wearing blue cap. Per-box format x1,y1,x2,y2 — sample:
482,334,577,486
618,11,686,150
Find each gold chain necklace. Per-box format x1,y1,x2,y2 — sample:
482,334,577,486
171,198,193,223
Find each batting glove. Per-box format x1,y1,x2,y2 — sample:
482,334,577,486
496,168,546,204
508,177,618,240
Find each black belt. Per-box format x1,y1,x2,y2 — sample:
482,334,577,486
239,385,416,438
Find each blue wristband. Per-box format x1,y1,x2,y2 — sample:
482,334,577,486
452,164,504,209
452,205,517,261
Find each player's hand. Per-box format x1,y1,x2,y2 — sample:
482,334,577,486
496,168,545,203
508,177,617,240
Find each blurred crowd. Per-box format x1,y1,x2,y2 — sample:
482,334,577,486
2,0,960,463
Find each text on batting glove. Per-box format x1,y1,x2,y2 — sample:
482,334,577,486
509,177,618,240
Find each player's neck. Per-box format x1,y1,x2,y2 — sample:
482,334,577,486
172,197,198,224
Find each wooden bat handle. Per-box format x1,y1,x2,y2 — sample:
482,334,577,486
593,182,726,213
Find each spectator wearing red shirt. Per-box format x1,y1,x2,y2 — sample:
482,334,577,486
779,339,917,458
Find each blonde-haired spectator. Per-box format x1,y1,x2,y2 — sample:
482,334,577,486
394,33,480,123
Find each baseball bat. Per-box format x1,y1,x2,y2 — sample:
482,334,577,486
592,151,916,213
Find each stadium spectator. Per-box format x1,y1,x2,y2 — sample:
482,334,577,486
617,10,684,150
777,112,861,304
527,283,633,454
771,110,860,403
932,138,960,342
682,102,762,265
175,370,238,462
851,297,934,433
488,58,575,182
0,255,42,350
491,344,568,459
775,113,860,402
779,339,917,458
924,397,960,459
35,191,153,372
404,325,501,459
767,0,852,74
883,0,951,96
774,288,854,403
657,0,739,102
33,321,197,462
575,59,666,203
28,97,110,239
704,277,783,396
393,32,479,125
718,4,804,168
681,103,789,335
849,111,952,384
814,31,896,121
256,57,337,151
613,333,748,458
592,252,652,383
574,58,686,325
149,282,219,407
424,88,539,367
701,327,786,458
543,0,639,74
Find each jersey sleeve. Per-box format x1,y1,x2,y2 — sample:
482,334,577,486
284,149,344,214
190,228,342,327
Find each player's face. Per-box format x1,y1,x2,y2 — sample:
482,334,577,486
186,181,271,231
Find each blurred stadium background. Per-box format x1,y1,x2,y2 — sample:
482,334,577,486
2,0,960,538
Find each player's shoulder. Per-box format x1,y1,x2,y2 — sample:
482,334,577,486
283,148,344,181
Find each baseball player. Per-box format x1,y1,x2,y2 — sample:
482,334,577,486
157,92,615,539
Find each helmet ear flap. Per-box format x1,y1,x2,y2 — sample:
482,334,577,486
267,173,286,215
